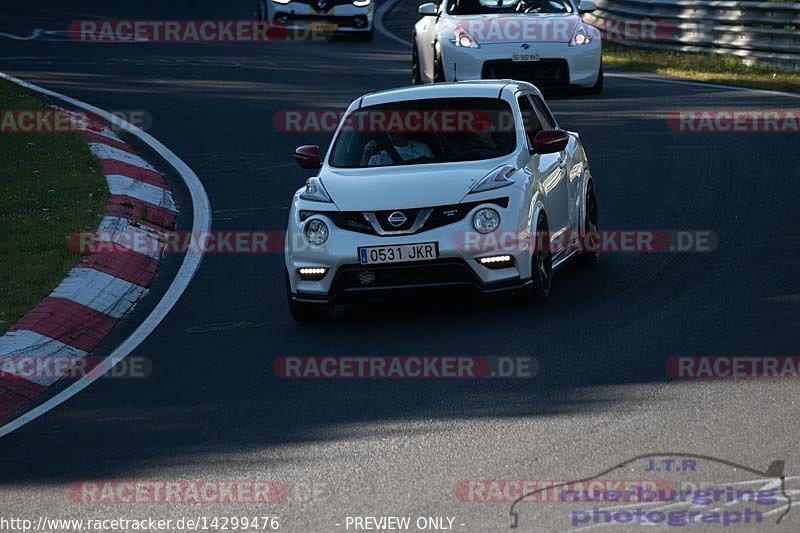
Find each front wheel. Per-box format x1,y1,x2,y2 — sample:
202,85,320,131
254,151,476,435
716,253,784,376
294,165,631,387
529,214,553,300
286,273,333,324
579,182,600,265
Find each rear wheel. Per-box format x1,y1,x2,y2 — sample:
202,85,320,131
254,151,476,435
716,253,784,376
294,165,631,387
579,182,600,265
585,65,603,95
286,272,333,324
529,214,553,300
433,47,446,82
412,43,422,84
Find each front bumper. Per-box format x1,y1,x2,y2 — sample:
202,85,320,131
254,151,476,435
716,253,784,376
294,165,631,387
285,194,533,302
272,3,373,32
441,40,601,88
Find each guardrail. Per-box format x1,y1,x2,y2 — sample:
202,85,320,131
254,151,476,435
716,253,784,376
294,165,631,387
583,0,800,72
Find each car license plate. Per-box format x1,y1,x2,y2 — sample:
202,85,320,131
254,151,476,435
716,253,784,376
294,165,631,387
359,243,438,265
309,22,338,33
512,53,540,62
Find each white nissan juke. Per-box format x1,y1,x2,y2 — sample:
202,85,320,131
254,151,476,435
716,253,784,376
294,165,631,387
285,81,599,322
412,0,602,92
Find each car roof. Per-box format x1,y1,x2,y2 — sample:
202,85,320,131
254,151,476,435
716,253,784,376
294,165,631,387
357,80,541,108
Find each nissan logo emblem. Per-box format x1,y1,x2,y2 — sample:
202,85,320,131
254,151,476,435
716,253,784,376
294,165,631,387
318,0,328,9
387,211,407,227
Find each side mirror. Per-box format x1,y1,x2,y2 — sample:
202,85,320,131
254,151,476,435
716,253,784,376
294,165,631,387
294,145,321,169
418,2,438,16
533,130,569,154
578,0,596,13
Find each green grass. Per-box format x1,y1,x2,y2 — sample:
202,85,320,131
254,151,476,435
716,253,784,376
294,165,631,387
604,43,800,93
0,79,108,335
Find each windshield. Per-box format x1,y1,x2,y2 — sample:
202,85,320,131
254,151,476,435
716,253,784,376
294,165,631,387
448,0,574,15
329,98,517,168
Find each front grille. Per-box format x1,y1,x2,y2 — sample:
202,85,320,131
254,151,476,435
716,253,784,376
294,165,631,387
279,0,354,9
274,13,367,27
373,208,422,232
325,197,509,236
331,260,480,294
482,59,570,86
328,212,373,234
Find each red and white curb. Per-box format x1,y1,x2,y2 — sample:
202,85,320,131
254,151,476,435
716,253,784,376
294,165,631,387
0,73,211,437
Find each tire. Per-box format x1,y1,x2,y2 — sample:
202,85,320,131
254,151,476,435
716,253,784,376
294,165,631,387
529,213,553,300
286,272,333,324
433,47,446,83
411,43,422,85
579,182,600,265
585,65,603,95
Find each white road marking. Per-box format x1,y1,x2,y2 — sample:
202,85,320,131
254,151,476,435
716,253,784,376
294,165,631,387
0,72,212,439
90,142,154,169
106,174,177,210
95,216,166,259
0,330,87,358
0,331,88,387
50,268,148,319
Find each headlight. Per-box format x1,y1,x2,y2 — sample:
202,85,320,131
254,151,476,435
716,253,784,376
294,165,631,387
470,166,516,194
304,219,329,245
570,23,592,46
452,26,480,48
352,0,371,6
272,0,292,4
473,208,500,234
300,177,333,203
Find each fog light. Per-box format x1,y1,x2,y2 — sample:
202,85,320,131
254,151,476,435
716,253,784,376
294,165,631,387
298,267,328,280
304,219,329,245
353,15,368,28
479,255,514,269
473,208,500,234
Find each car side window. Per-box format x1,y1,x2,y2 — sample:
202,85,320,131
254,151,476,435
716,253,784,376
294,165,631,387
531,95,557,130
517,95,542,150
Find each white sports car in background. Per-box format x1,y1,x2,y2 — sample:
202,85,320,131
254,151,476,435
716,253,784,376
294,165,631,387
284,81,599,322
257,0,374,40
412,0,602,93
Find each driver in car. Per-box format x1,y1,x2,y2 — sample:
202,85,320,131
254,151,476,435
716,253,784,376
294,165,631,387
361,132,435,166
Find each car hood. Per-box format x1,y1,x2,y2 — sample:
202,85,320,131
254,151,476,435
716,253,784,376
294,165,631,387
444,13,580,44
322,160,514,211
